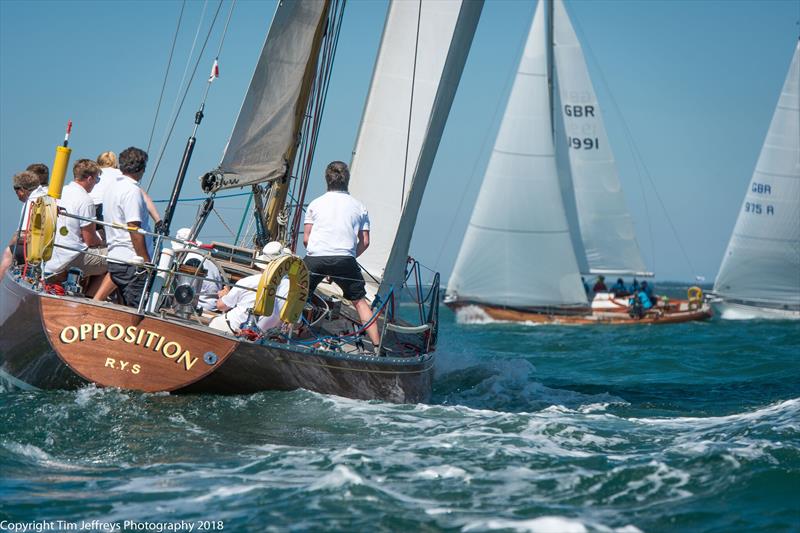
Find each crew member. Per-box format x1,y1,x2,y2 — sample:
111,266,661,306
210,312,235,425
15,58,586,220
303,161,379,348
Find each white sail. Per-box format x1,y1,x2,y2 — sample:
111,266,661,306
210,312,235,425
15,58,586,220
213,0,329,190
348,0,465,292
552,0,648,276
714,41,800,309
447,1,588,309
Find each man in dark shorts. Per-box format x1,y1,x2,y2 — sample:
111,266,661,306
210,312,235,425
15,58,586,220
303,161,379,347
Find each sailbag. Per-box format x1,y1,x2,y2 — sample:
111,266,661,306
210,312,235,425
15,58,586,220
349,0,481,298
447,0,588,309
714,40,800,310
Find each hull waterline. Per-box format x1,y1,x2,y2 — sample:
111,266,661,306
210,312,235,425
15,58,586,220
714,300,800,321
447,300,713,325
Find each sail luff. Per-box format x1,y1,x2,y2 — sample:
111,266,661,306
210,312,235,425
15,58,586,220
349,0,469,295
714,41,800,308
376,0,484,302
446,1,588,309
212,0,330,191
552,0,647,275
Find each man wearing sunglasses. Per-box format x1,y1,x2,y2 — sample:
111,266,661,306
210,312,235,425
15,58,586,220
0,170,47,278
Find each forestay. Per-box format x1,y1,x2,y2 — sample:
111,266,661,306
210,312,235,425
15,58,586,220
714,41,800,308
349,0,467,294
447,1,588,309
212,0,329,191
552,0,647,276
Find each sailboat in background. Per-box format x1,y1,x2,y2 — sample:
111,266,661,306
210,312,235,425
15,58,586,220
445,0,712,325
0,0,483,402
713,40,800,320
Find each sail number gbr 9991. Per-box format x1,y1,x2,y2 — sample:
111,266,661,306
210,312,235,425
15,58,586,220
564,105,598,150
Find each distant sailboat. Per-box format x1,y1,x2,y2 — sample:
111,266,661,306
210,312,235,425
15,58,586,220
713,40,800,320
445,0,712,324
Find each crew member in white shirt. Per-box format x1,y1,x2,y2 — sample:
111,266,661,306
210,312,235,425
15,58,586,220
173,227,224,311
104,147,152,307
0,170,47,278
90,151,123,223
45,159,112,297
303,160,379,348
209,241,291,334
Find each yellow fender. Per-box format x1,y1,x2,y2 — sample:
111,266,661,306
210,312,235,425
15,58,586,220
26,196,58,263
254,255,309,324
687,286,703,310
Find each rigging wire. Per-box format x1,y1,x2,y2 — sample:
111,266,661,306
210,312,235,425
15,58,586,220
400,0,423,208
287,0,347,250
146,0,225,193
148,0,209,190
571,13,698,277
147,0,186,156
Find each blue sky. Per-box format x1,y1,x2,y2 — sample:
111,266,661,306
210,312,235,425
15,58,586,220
1,0,797,283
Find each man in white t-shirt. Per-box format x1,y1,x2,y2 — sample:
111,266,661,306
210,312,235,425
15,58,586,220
303,160,379,347
173,227,223,311
0,170,47,279
45,160,109,295
209,241,291,335
104,146,152,307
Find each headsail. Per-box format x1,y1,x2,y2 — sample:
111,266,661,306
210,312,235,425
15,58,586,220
447,1,588,309
348,0,473,293
714,41,800,308
207,0,329,191
552,0,648,276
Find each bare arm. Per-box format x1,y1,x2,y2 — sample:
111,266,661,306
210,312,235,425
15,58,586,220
216,286,231,311
141,190,162,223
128,221,150,263
303,223,313,248
356,229,370,257
81,223,103,247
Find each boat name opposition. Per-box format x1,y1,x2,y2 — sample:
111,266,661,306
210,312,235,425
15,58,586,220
58,323,198,371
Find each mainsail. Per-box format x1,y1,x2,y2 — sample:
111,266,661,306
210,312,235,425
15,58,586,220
348,0,478,294
552,0,647,276
210,0,329,191
714,40,800,308
447,0,588,309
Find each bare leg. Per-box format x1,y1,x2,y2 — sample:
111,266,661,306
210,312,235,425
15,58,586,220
92,273,117,301
353,298,380,348
0,247,12,279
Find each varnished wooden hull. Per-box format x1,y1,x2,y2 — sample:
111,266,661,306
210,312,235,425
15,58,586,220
0,274,433,403
447,300,713,325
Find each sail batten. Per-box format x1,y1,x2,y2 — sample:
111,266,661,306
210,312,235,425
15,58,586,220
714,41,800,308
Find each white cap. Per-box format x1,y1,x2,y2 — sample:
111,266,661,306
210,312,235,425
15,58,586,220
173,227,201,250
254,241,291,269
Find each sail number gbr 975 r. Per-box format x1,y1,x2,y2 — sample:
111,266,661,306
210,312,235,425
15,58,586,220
745,182,775,216
564,105,599,150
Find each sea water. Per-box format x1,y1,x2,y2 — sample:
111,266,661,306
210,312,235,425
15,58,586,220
1,288,798,532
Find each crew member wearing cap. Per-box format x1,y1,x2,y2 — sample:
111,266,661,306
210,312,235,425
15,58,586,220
209,241,291,334
0,170,48,278
303,161,380,348
173,227,223,311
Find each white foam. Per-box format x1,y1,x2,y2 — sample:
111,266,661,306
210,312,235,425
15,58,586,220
415,465,470,481
309,464,364,490
463,516,588,533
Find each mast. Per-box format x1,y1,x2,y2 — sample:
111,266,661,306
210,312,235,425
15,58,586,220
547,0,554,140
